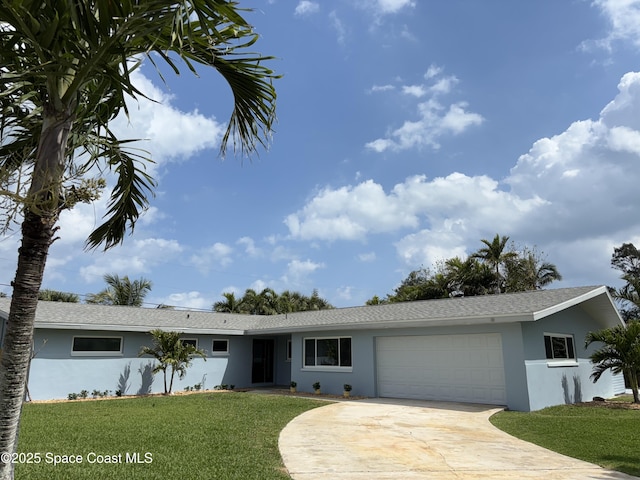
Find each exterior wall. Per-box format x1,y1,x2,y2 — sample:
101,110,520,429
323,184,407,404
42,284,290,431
521,305,623,411
28,329,248,400
290,322,531,410
27,329,293,400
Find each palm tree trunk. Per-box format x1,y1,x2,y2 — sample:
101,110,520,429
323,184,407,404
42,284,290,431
0,211,57,479
0,108,71,480
629,369,640,403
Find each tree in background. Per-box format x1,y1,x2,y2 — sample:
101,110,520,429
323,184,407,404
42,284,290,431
37,289,79,302
86,274,152,306
471,234,518,293
503,247,562,292
213,292,243,313
139,329,206,395
610,243,640,321
585,320,640,403
368,236,562,304
213,288,334,314
0,2,277,475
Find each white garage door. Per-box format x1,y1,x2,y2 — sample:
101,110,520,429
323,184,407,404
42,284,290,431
376,333,506,405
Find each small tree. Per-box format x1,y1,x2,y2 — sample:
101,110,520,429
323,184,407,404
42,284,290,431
139,329,206,395
585,320,640,403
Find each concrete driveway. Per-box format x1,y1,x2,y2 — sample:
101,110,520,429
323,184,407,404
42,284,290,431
279,398,638,480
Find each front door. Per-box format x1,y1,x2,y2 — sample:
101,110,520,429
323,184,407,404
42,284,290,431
252,339,274,384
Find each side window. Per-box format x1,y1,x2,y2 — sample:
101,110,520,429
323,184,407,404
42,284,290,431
72,336,123,356
212,339,229,355
181,338,198,348
544,334,575,360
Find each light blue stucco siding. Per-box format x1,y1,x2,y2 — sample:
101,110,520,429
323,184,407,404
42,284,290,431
290,322,530,410
521,305,624,411
27,329,245,400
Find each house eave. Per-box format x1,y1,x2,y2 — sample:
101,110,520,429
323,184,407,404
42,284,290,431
34,322,246,336
247,313,532,335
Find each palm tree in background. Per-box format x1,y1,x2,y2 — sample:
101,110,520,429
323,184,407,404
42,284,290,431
0,2,278,475
37,289,79,302
213,292,243,313
472,234,518,293
86,274,152,306
585,320,640,403
503,250,562,292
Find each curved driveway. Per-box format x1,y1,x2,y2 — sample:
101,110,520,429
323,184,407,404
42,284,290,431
279,398,638,480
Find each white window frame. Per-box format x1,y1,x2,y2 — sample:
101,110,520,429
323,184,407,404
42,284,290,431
544,332,577,366
302,336,352,372
71,335,123,357
211,339,229,356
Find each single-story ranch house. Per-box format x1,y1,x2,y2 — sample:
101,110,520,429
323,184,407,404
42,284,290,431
0,285,627,411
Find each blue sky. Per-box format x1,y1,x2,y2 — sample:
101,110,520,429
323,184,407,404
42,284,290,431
2,0,640,309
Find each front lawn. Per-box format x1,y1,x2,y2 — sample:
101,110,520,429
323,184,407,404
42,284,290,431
15,392,327,480
490,402,640,477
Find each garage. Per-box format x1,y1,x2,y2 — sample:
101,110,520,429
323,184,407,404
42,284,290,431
376,333,506,405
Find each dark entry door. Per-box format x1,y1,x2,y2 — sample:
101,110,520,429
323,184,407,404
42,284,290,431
252,339,274,384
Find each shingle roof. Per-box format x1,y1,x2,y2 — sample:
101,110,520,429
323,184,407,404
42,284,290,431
0,285,622,334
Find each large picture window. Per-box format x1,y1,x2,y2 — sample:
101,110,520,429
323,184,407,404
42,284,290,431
72,336,122,356
304,337,352,368
544,333,575,360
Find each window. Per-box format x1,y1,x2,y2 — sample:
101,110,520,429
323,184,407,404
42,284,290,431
304,337,352,368
212,339,229,355
72,336,122,356
544,334,575,360
181,338,198,348
286,339,292,362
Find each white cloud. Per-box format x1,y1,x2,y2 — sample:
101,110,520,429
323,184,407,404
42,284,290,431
237,236,261,257
294,1,319,16
78,238,183,284
329,10,347,45
425,64,443,79
190,242,234,274
110,69,224,168
283,259,325,284
589,0,640,49
285,179,421,241
368,84,395,93
375,0,416,14
402,85,427,97
291,71,640,287
158,291,212,310
366,99,484,152
367,68,482,152
358,252,377,262
285,173,543,243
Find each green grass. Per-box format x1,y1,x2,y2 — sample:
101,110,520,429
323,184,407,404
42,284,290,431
15,393,328,480
490,403,640,477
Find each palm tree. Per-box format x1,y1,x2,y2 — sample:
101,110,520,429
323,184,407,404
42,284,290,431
0,2,277,475
86,274,152,306
444,257,493,297
585,321,640,403
472,234,518,293
139,329,206,395
503,251,562,292
213,292,243,313
37,289,79,302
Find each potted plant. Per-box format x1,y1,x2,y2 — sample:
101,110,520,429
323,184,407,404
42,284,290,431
312,381,321,394
290,381,297,393
343,384,352,398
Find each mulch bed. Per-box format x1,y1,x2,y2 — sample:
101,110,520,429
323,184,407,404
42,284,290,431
575,399,640,410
